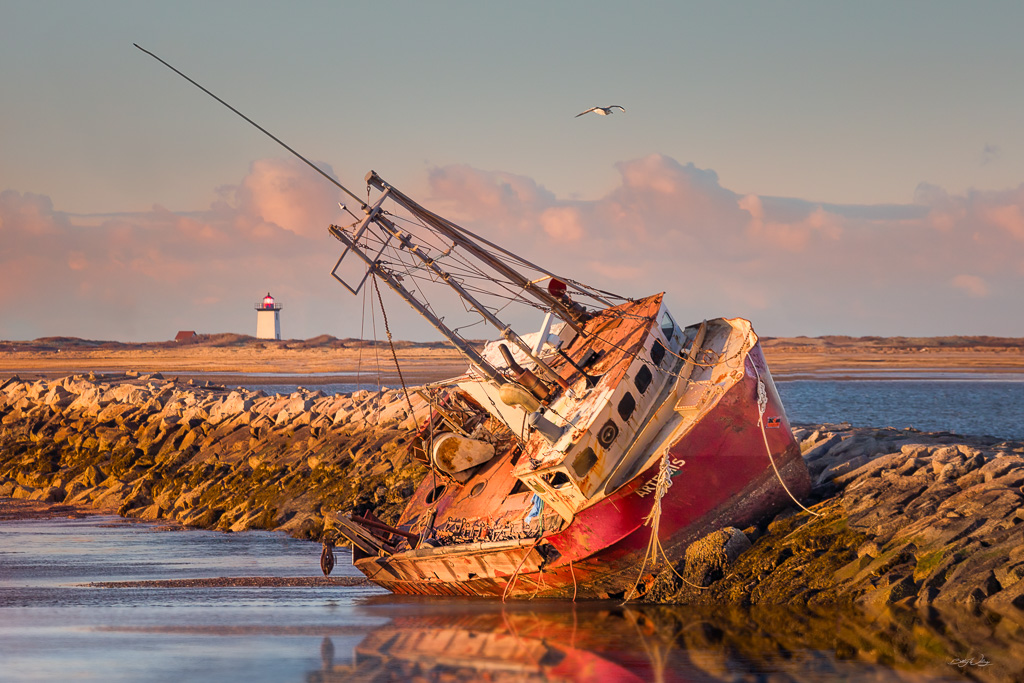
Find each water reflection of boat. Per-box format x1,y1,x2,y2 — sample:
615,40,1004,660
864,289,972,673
306,602,1024,683
308,606,653,682
351,618,643,682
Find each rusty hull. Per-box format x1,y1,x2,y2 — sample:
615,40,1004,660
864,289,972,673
349,334,810,599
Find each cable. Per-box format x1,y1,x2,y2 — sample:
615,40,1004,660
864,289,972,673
752,363,820,517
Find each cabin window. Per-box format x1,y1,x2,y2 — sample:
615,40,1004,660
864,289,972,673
544,471,572,489
572,447,598,478
617,392,636,422
469,481,486,497
634,365,653,394
597,419,619,448
660,311,677,340
425,484,446,504
529,480,546,495
651,340,666,367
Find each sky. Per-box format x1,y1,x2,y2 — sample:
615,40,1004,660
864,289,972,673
2,1,1024,342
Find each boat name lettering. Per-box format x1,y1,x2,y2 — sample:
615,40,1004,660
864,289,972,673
636,457,686,498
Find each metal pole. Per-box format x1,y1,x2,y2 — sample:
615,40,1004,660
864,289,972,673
134,43,367,210
372,213,570,391
328,224,506,386
366,172,591,332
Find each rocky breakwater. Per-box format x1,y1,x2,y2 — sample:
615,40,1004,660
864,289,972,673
0,374,429,538
648,423,1024,620
4,371,1024,625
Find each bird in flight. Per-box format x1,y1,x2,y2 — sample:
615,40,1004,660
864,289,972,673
576,105,626,118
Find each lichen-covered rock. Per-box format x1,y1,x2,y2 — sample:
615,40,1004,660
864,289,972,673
683,527,751,587
0,374,430,540
644,424,1024,618
3,374,1023,617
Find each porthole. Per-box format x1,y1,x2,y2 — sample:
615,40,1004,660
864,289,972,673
572,447,598,478
617,392,636,422
425,484,446,504
651,341,666,367
634,365,653,394
597,419,619,448
469,481,486,497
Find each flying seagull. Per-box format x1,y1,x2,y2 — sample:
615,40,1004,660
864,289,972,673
576,105,626,118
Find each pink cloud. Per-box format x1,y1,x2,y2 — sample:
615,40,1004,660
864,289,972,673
539,206,585,243
235,158,344,239
2,153,1024,340
0,162,342,340
421,155,1024,335
951,274,990,298
982,203,1024,241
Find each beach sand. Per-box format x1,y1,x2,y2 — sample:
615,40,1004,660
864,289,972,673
2,335,1022,383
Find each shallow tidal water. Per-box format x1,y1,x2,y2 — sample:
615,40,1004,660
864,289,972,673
1,515,1019,682
230,376,1024,442
777,378,1024,441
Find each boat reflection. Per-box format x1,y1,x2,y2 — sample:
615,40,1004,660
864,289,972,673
307,599,1023,682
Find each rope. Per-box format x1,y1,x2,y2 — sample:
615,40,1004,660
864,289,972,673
753,363,820,518
501,541,538,602
371,272,444,507
624,450,708,601
368,278,382,422
569,557,577,602
622,450,704,602
371,273,417,423
355,278,367,392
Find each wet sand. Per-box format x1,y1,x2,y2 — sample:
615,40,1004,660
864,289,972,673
88,576,369,588
0,498,98,521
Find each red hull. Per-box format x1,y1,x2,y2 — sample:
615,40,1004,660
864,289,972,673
354,343,810,599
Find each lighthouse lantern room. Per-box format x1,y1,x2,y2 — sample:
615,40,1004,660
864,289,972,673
255,292,282,340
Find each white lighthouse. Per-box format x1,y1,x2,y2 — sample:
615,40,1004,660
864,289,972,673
255,292,282,340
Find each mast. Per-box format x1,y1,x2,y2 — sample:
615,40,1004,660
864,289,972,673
133,45,615,385
345,203,569,390
329,189,572,390
328,195,506,386
365,172,595,333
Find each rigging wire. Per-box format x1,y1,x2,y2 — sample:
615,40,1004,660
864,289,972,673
371,273,418,422
368,277,383,423
356,277,368,391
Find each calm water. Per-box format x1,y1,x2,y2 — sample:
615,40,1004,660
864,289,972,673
777,378,1024,440
241,376,1024,442
0,516,1007,682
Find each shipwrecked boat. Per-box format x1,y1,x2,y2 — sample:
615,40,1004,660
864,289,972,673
326,173,811,599
134,44,811,600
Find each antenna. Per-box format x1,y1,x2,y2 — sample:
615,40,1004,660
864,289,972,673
133,43,366,210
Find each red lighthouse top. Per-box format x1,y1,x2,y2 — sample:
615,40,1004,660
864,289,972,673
255,292,282,311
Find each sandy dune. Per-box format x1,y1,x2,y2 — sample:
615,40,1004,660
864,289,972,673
2,334,1022,383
